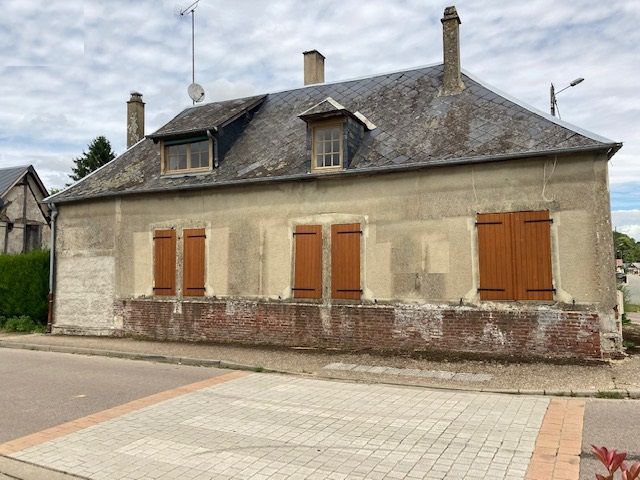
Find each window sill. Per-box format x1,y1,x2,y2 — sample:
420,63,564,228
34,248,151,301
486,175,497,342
161,168,213,178
311,166,344,174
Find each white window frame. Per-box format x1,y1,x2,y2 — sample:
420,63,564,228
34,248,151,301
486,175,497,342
311,120,344,172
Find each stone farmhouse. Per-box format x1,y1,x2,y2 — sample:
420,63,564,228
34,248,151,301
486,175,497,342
45,7,623,361
0,165,50,254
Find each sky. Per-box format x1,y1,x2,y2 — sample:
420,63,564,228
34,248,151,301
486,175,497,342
0,0,639,238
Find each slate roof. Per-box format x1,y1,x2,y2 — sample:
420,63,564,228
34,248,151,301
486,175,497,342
148,95,266,139
48,64,620,204
0,165,29,197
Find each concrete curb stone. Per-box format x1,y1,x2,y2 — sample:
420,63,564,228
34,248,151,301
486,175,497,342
0,339,636,399
0,454,89,480
628,389,640,399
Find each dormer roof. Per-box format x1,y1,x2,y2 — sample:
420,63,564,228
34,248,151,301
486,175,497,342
298,97,376,131
148,95,266,140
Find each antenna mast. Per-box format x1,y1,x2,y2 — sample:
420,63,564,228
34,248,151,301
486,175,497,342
180,0,201,104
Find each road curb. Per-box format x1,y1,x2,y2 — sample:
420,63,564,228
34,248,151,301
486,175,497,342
0,339,636,399
0,454,89,480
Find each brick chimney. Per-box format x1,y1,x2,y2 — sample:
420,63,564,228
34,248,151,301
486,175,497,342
441,6,464,95
303,50,325,85
126,92,145,148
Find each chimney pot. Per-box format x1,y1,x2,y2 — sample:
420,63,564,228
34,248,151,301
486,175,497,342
126,92,145,148
441,5,464,95
303,50,325,85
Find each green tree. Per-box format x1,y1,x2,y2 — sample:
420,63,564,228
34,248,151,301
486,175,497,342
613,231,640,263
69,136,116,182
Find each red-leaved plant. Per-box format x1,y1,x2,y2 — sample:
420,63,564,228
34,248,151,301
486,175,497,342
593,445,640,480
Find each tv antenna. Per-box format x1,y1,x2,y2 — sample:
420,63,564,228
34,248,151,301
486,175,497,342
180,0,205,104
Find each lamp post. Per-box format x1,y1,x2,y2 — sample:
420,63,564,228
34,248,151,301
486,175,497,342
550,78,584,117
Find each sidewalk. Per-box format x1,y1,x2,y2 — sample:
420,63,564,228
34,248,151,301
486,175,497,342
1,333,639,397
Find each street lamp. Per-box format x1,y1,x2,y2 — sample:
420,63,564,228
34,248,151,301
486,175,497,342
550,77,584,117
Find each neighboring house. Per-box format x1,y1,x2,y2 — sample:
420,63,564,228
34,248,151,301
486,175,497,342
0,165,50,254
45,7,623,361
628,263,640,275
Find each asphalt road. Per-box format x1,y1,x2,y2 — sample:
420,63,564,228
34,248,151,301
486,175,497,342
0,348,225,443
580,399,640,479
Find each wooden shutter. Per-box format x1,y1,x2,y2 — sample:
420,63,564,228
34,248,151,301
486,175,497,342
512,211,553,300
293,225,322,299
153,229,176,296
331,223,361,300
183,228,206,297
477,213,515,300
477,211,553,301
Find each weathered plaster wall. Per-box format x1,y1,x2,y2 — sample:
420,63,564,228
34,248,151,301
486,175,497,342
0,174,50,253
52,152,621,356
54,200,116,334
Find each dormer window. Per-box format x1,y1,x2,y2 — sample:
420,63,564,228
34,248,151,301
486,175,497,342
162,138,212,174
313,123,343,169
299,97,375,174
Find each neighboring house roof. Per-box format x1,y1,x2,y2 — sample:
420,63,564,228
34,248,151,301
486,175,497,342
0,164,50,222
0,165,30,198
47,63,621,204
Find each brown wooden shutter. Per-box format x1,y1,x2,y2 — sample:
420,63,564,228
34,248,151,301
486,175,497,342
153,229,176,296
512,211,553,300
476,213,515,300
293,225,322,299
183,228,206,297
331,223,361,300
477,211,554,301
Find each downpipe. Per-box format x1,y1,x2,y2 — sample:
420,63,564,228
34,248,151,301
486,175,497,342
46,203,58,334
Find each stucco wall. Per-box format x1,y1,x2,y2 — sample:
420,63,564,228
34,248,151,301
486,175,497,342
0,174,50,253
51,152,621,356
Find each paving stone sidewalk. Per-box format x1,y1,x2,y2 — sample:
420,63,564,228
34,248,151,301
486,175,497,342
1,334,638,395
7,373,550,480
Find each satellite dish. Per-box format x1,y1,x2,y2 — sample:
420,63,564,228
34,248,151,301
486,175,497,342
188,83,205,103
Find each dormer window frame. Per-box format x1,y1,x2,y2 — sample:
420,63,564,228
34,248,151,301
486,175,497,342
160,136,214,175
311,118,345,173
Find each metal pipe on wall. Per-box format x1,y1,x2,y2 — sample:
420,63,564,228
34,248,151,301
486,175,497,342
46,203,58,334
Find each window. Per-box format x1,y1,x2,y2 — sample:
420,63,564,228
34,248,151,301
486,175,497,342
477,210,553,301
153,229,176,296
183,228,206,296
331,223,361,300
190,141,209,169
313,124,343,169
25,224,41,252
163,139,211,173
292,225,322,299
167,144,187,171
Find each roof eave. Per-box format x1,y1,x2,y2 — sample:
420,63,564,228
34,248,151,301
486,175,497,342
45,143,619,205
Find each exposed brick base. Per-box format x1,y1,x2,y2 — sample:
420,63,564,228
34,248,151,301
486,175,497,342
115,299,604,361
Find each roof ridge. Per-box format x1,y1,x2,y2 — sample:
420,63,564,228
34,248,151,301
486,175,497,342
180,62,443,111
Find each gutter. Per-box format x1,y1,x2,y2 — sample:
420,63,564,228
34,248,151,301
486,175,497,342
44,142,622,205
46,203,58,334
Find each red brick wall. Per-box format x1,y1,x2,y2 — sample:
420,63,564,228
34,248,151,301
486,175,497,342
116,299,603,361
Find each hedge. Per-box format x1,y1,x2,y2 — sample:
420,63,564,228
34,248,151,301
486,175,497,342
0,250,49,325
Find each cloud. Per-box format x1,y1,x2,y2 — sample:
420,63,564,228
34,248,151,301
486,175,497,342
612,210,640,241
0,0,638,212
618,225,640,242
